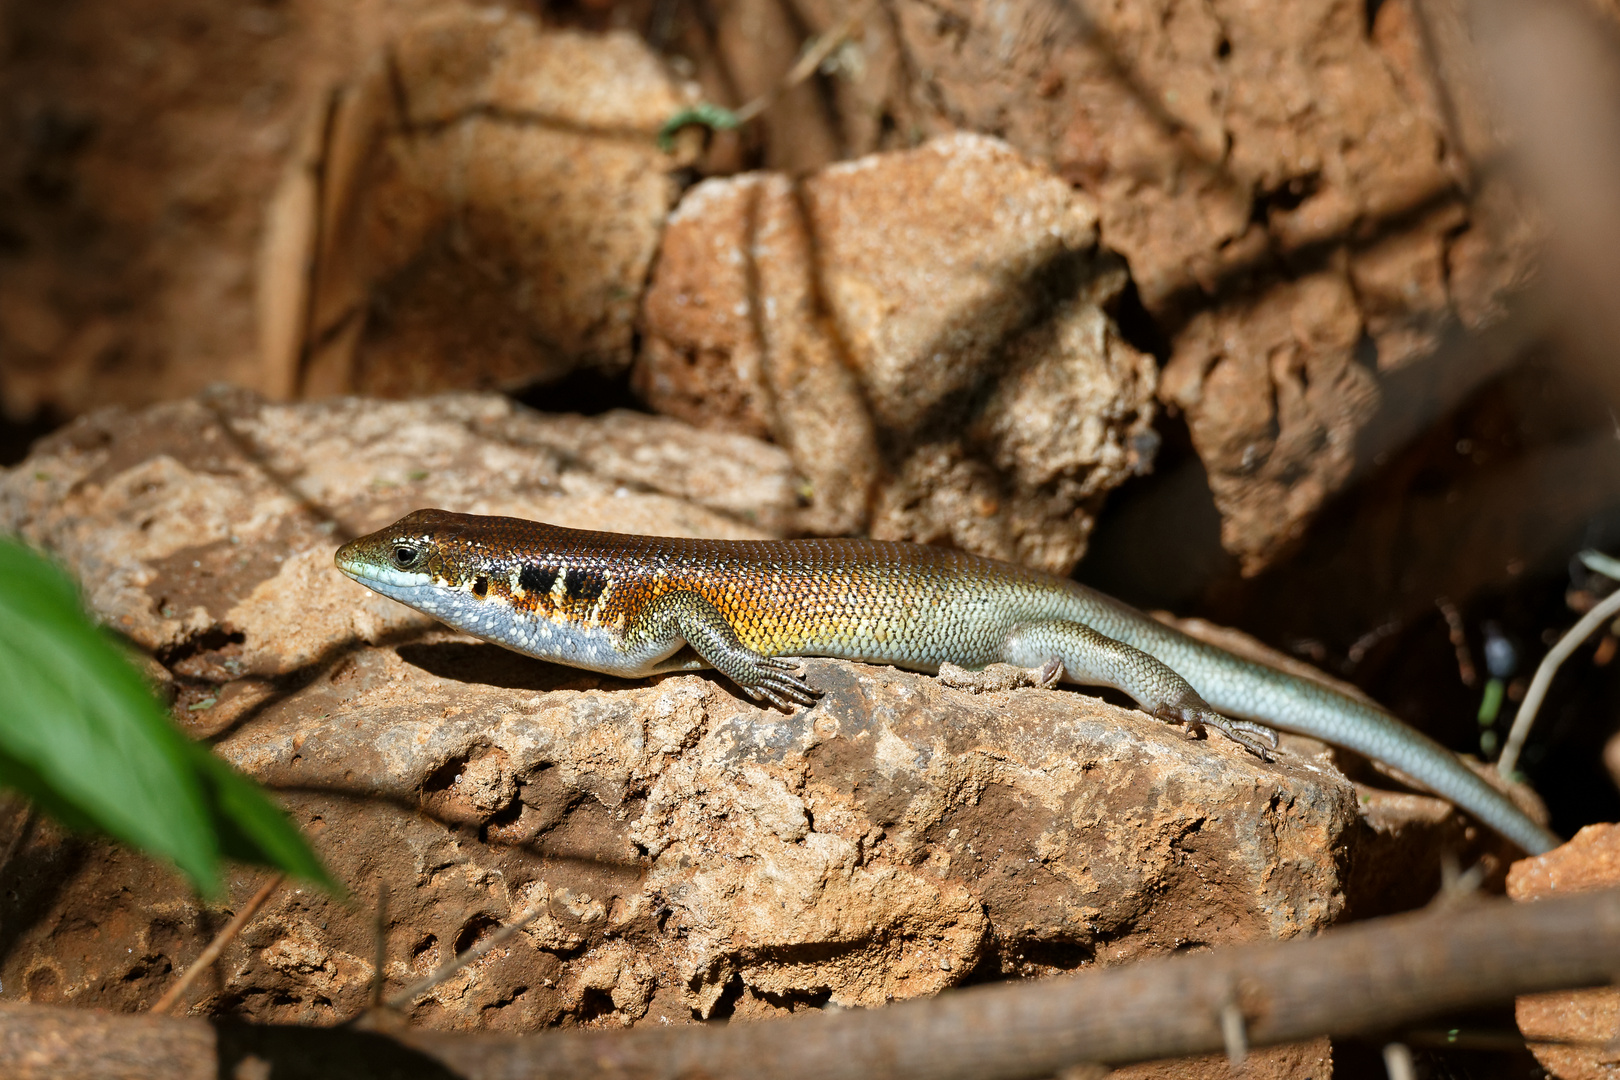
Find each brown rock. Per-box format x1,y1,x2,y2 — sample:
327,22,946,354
634,178,780,442
279,8,698,399
1161,270,1378,574
1,0,1544,584
0,4,700,420
1507,824,1620,1079
1,392,1373,1030
0,389,794,682
784,0,1511,310
638,136,1158,572
764,0,1541,573
802,135,1100,432
635,172,881,536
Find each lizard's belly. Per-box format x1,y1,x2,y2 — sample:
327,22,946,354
396,578,673,676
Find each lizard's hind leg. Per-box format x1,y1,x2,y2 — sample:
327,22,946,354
1001,619,1277,761
642,590,818,710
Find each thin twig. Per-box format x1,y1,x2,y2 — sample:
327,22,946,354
383,901,549,1011
1498,562,1620,775
0,797,35,888
732,0,881,124
1218,999,1248,1066
369,881,389,1010
23,889,1620,1080
1435,598,1477,687
0,798,35,947
151,873,284,1015
1581,549,1620,582
1382,1042,1417,1080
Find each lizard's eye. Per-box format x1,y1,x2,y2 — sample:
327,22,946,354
391,544,422,570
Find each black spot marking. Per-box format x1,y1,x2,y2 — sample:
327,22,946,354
472,575,489,599
566,568,607,602
520,564,557,595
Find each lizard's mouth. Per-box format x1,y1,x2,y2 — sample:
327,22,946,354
333,533,436,591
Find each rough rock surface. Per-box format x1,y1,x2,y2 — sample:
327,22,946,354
0,390,796,687
762,0,1541,573
0,4,699,419
637,135,1159,573
1507,824,1620,1080
281,7,699,399
1,0,1545,576
0,391,1432,1036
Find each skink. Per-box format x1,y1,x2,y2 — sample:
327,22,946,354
335,508,1559,854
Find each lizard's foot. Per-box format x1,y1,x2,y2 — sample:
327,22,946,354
1031,656,1065,689
1226,717,1279,749
1206,716,1278,762
938,658,1065,693
1154,701,1277,763
739,656,819,711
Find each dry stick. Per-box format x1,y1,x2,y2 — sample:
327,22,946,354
1585,550,1620,582
150,874,283,1016
369,880,390,1010
1382,1043,1417,1080
0,800,35,948
731,0,881,125
383,901,549,1011
7,889,1620,1080
1217,999,1247,1066
1434,598,1477,688
0,798,34,888
399,889,1620,1080
1498,552,1620,775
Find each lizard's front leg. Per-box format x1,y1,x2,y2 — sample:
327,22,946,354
1001,620,1278,760
641,591,818,709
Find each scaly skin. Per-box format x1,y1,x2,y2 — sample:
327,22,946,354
335,508,1559,854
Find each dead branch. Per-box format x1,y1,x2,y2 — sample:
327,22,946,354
150,874,284,1016
382,900,549,1011
4,888,1618,1080
732,0,881,125
1498,552,1620,774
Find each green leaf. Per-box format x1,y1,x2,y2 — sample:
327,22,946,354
0,540,219,890
658,103,742,151
186,742,343,896
0,538,336,897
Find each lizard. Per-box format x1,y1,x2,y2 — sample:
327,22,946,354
335,508,1559,855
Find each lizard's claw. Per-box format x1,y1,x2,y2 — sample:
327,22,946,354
1032,657,1064,689
741,657,819,711
1210,717,1278,762
1154,701,1277,763
1228,717,1279,749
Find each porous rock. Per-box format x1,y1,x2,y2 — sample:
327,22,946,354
765,0,1541,574
637,134,1159,573
0,5,700,419
2,392,1390,1032
1507,824,1620,1080
286,7,698,398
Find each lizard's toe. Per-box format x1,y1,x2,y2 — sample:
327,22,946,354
1033,657,1064,689
748,663,819,711
1154,701,1276,763
1208,716,1276,762
1228,717,1280,750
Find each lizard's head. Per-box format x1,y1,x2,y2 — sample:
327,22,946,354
334,509,472,602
